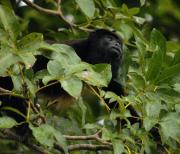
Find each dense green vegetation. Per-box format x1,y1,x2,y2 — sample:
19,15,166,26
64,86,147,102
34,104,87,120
0,0,179,153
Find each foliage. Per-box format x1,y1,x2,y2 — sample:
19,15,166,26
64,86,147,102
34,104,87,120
0,0,180,154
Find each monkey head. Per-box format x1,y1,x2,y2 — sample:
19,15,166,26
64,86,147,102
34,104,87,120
86,29,123,78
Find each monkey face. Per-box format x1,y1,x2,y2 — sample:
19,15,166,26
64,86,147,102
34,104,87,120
87,30,123,78
99,34,122,60
87,29,122,64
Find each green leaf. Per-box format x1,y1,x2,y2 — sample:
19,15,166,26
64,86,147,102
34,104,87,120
0,117,17,128
75,70,108,87
0,5,20,40
83,123,101,129
112,139,124,154
129,72,145,91
30,124,67,152
145,101,163,118
143,137,156,154
42,75,56,85
167,41,180,52
17,33,44,53
47,60,64,77
30,124,54,147
133,16,146,25
52,44,81,64
93,64,112,84
75,0,95,18
19,53,36,69
65,62,92,75
74,64,111,87
159,112,180,142
174,83,180,93
144,117,157,131
102,128,112,141
140,0,146,6
11,75,22,91
155,63,180,84
0,53,19,76
77,97,87,125
128,8,139,16
146,29,166,82
61,76,82,98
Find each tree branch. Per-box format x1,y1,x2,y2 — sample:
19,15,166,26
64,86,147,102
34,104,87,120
0,87,25,99
21,0,93,32
0,129,113,153
22,0,58,15
64,131,112,146
54,143,112,152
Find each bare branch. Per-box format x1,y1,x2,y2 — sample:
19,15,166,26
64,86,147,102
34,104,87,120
64,133,112,146
54,143,112,152
68,144,112,152
0,87,25,99
22,0,58,15
21,0,93,32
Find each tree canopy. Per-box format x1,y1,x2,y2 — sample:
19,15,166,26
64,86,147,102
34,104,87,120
0,0,179,154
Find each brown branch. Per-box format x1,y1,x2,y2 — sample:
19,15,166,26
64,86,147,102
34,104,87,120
68,144,112,152
0,87,11,93
0,87,25,99
54,143,112,152
22,0,93,32
0,129,113,153
64,131,112,146
22,0,58,15
22,0,73,27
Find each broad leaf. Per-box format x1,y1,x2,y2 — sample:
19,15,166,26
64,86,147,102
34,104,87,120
0,117,17,128
17,33,43,53
112,139,124,154
146,29,166,82
61,76,83,98
159,112,180,142
52,44,81,64
0,5,20,41
30,124,68,152
144,117,157,131
47,60,64,77
19,53,36,69
0,53,19,76
155,63,180,84
75,0,95,18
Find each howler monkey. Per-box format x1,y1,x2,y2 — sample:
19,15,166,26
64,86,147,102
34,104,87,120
0,29,124,133
35,29,124,95
34,29,124,111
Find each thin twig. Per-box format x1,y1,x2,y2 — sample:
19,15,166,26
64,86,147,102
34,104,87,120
0,87,25,99
68,144,112,152
22,0,93,32
22,0,58,15
64,132,112,146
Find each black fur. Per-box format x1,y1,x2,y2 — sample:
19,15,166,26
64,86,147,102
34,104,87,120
0,29,124,133
34,29,124,95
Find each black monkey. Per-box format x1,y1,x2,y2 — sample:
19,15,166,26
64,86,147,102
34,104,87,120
71,29,123,79
0,29,124,133
35,29,124,96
